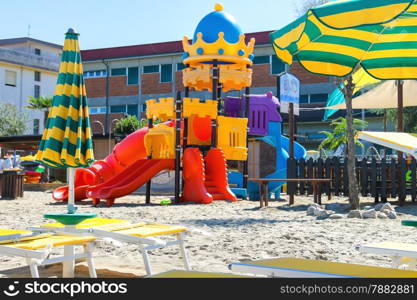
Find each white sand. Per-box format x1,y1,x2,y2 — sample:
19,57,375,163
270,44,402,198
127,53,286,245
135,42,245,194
1,191,417,278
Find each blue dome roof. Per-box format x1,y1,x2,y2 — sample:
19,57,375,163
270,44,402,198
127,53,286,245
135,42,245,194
193,8,242,44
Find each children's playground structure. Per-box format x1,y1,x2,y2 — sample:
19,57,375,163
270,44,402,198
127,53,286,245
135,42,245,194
52,3,306,206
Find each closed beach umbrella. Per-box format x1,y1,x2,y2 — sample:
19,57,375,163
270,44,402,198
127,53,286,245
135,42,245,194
270,0,417,208
35,29,95,277
35,28,94,214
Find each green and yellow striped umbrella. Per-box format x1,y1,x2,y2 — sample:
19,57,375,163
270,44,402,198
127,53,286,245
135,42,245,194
270,0,417,79
36,28,94,168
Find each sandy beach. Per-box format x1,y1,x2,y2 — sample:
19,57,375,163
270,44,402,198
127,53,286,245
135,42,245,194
1,191,417,278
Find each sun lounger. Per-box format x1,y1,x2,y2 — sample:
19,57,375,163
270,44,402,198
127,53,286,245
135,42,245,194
0,229,97,278
148,270,251,278
33,217,191,276
228,258,417,278
356,242,417,270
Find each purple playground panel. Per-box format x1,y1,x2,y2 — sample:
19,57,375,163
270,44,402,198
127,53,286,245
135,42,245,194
224,92,282,136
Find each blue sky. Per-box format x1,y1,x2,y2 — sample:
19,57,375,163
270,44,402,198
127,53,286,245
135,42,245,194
1,0,297,49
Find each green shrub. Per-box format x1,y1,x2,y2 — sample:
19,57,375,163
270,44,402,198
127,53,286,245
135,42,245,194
113,115,141,136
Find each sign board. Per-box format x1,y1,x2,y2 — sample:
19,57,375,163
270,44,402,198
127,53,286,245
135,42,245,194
279,73,300,116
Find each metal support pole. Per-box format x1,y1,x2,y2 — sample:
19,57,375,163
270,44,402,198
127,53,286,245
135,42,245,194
145,118,153,204
103,60,110,135
397,80,405,206
211,61,219,148
288,102,295,205
174,91,182,203
243,86,250,189
289,102,295,159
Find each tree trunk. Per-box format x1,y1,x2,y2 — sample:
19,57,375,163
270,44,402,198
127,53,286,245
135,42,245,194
344,76,360,209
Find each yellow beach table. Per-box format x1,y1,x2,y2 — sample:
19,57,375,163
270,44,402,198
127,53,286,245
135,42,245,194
35,28,96,277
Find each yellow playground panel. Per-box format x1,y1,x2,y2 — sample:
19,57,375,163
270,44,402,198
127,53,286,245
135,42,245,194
146,98,175,121
217,116,248,161
182,65,252,92
144,124,175,159
182,98,218,119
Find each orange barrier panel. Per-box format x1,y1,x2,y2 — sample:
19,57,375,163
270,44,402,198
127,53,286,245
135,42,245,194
181,148,213,204
204,148,237,202
181,147,236,204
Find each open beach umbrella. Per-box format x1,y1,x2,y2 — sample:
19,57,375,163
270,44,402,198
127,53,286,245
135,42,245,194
35,28,94,214
325,80,417,110
323,68,380,120
270,0,417,207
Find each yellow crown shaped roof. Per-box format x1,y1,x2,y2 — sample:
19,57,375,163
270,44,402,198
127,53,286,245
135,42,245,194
182,32,255,67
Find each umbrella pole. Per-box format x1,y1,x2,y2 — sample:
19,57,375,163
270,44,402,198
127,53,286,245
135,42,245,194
67,167,76,213
63,167,76,278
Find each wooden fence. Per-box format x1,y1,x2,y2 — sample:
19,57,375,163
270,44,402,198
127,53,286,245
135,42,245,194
286,157,416,205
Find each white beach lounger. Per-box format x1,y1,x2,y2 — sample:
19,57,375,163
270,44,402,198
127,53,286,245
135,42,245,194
0,229,97,278
33,218,191,276
357,242,417,269
229,258,417,278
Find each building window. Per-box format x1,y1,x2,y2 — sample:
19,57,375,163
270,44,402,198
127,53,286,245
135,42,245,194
110,105,126,113
310,94,329,103
253,55,270,65
34,71,41,82
271,56,286,75
160,64,172,83
177,63,186,71
111,68,127,76
127,67,139,85
89,107,107,115
83,70,107,78
5,70,17,87
127,105,138,117
34,85,40,98
34,48,41,55
33,119,40,135
300,94,309,104
143,65,159,74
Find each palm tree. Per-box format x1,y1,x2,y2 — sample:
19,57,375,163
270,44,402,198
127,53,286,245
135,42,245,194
319,117,368,154
26,96,53,126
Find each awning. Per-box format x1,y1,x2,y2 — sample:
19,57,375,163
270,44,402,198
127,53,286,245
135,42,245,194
325,80,417,110
357,131,417,158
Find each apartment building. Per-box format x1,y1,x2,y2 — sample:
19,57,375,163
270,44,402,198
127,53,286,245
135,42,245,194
0,37,62,135
80,31,386,148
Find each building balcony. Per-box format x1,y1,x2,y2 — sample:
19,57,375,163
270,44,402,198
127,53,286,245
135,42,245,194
0,48,60,72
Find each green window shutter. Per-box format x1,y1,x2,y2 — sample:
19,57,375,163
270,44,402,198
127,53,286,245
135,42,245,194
143,65,159,73
110,105,126,113
111,68,127,76
127,105,138,117
177,63,186,71
310,94,328,103
160,64,172,83
127,67,139,85
300,94,309,104
253,55,270,65
271,56,286,74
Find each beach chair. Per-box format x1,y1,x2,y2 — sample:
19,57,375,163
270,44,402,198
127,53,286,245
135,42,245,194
228,258,417,278
356,242,417,270
33,217,191,276
0,229,97,278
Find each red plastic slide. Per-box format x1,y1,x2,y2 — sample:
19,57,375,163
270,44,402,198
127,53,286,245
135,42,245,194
181,147,237,204
52,121,174,203
86,159,174,206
